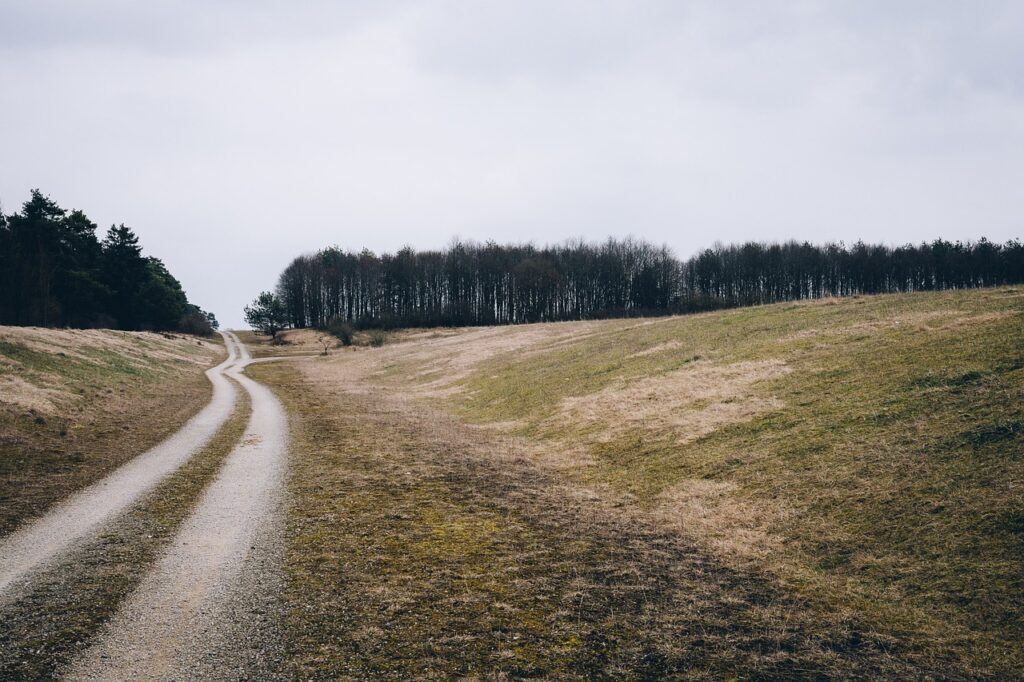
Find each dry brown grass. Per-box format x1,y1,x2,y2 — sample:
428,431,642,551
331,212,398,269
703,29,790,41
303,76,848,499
0,326,217,364
553,359,790,445
0,327,222,535
377,322,605,397
652,479,792,566
0,374,67,414
0,326,218,415
254,359,923,679
626,340,684,359
252,286,1023,677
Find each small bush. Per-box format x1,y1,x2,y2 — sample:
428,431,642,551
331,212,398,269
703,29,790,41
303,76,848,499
368,330,386,347
328,317,355,346
317,334,338,355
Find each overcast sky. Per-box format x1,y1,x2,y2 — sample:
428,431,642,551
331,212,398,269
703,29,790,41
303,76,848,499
1,1,1022,327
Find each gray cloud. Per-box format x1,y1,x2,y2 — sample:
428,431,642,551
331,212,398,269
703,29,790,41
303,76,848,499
1,1,1021,327
0,1,404,54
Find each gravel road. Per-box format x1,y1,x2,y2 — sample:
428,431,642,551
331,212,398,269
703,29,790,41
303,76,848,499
67,331,289,680
0,331,244,599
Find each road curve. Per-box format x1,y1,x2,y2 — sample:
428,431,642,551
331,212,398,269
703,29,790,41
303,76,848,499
0,331,244,598
69,331,289,680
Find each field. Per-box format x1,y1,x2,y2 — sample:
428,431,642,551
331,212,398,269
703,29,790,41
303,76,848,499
247,286,1024,678
1,289,1021,678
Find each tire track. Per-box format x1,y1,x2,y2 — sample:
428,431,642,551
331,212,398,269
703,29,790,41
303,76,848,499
0,390,251,681
68,331,289,680
0,331,244,599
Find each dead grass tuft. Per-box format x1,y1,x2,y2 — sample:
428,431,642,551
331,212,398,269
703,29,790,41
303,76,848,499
653,479,790,564
626,339,684,359
0,374,67,414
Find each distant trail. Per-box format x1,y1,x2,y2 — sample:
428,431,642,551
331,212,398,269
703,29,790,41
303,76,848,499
68,331,289,680
0,332,243,598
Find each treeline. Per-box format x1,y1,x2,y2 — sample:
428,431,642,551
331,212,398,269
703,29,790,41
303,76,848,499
256,236,1024,330
0,189,217,334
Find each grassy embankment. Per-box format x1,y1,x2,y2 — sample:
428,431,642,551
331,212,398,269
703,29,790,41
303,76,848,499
0,327,222,535
250,286,1023,677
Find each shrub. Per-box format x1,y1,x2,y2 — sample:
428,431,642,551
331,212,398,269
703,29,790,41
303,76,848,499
368,330,386,347
317,334,335,355
328,317,355,346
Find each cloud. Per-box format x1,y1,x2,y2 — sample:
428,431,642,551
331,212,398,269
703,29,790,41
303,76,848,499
0,1,404,54
1,1,1021,326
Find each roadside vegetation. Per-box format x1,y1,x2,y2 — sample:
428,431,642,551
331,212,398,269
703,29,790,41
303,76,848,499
237,327,390,358
252,286,1023,677
0,326,223,535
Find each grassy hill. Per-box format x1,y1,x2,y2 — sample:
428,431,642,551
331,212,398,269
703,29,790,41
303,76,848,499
0,327,222,535
250,286,1023,677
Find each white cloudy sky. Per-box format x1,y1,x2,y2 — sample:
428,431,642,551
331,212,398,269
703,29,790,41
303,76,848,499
1,1,1022,327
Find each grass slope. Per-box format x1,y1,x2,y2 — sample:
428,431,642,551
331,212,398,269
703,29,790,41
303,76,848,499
0,327,222,535
255,361,910,678
251,285,1023,677
450,287,1024,675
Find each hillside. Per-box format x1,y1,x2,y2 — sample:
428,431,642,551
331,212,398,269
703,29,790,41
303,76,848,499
0,327,222,535
248,286,1024,677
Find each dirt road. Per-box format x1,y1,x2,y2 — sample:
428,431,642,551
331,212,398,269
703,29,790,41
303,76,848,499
0,331,244,598
67,331,289,680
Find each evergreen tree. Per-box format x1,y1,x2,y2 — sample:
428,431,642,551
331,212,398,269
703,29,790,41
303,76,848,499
57,209,108,326
0,189,215,334
4,190,66,325
244,291,287,337
137,258,189,331
101,224,148,329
